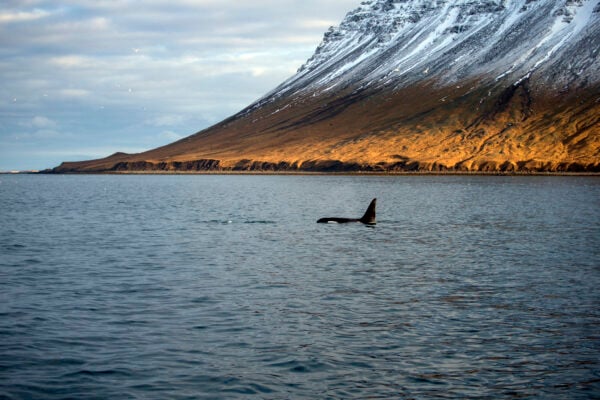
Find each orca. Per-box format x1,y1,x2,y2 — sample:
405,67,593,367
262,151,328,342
317,198,376,225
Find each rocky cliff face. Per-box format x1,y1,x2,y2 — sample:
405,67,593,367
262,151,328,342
53,0,600,173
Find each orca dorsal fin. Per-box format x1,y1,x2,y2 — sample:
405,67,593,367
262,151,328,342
360,198,376,225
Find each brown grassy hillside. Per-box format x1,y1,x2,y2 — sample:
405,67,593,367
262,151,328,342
53,76,600,173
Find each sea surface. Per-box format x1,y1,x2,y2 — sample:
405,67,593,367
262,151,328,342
1,174,599,399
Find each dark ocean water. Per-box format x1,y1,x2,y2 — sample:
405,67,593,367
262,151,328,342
1,174,599,399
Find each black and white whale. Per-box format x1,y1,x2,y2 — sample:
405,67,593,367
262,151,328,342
317,198,376,225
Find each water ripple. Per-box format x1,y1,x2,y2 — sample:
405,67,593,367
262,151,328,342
1,175,599,399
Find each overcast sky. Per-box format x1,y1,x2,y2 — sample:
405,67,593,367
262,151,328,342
0,0,359,171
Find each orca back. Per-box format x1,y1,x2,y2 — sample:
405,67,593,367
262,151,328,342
316,198,377,225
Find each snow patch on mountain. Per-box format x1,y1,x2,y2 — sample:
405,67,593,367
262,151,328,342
260,0,599,103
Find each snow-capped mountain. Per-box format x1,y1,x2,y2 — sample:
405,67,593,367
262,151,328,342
282,0,599,93
54,0,600,173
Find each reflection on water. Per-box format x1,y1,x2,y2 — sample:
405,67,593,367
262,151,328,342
1,175,599,398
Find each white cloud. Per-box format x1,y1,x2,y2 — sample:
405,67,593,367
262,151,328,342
19,115,57,128
58,88,91,98
0,9,50,23
50,55,91,68
0,0,361,170
33,116,56,128
160,131,184,141
146,115,186,127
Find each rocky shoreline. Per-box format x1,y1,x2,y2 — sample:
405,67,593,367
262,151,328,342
47,158,600,174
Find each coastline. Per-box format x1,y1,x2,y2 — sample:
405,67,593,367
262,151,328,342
34,170,600,177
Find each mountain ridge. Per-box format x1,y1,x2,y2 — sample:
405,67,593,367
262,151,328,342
52,0,600,173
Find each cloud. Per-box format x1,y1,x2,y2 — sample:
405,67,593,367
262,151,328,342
20,115,57,128
50,55,91,67
58,88,91,98
0,9,51,23
146,115,186,127
160,131,184,141
0,0,360,170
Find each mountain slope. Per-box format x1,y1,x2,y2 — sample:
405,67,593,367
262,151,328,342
54,0,600,173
